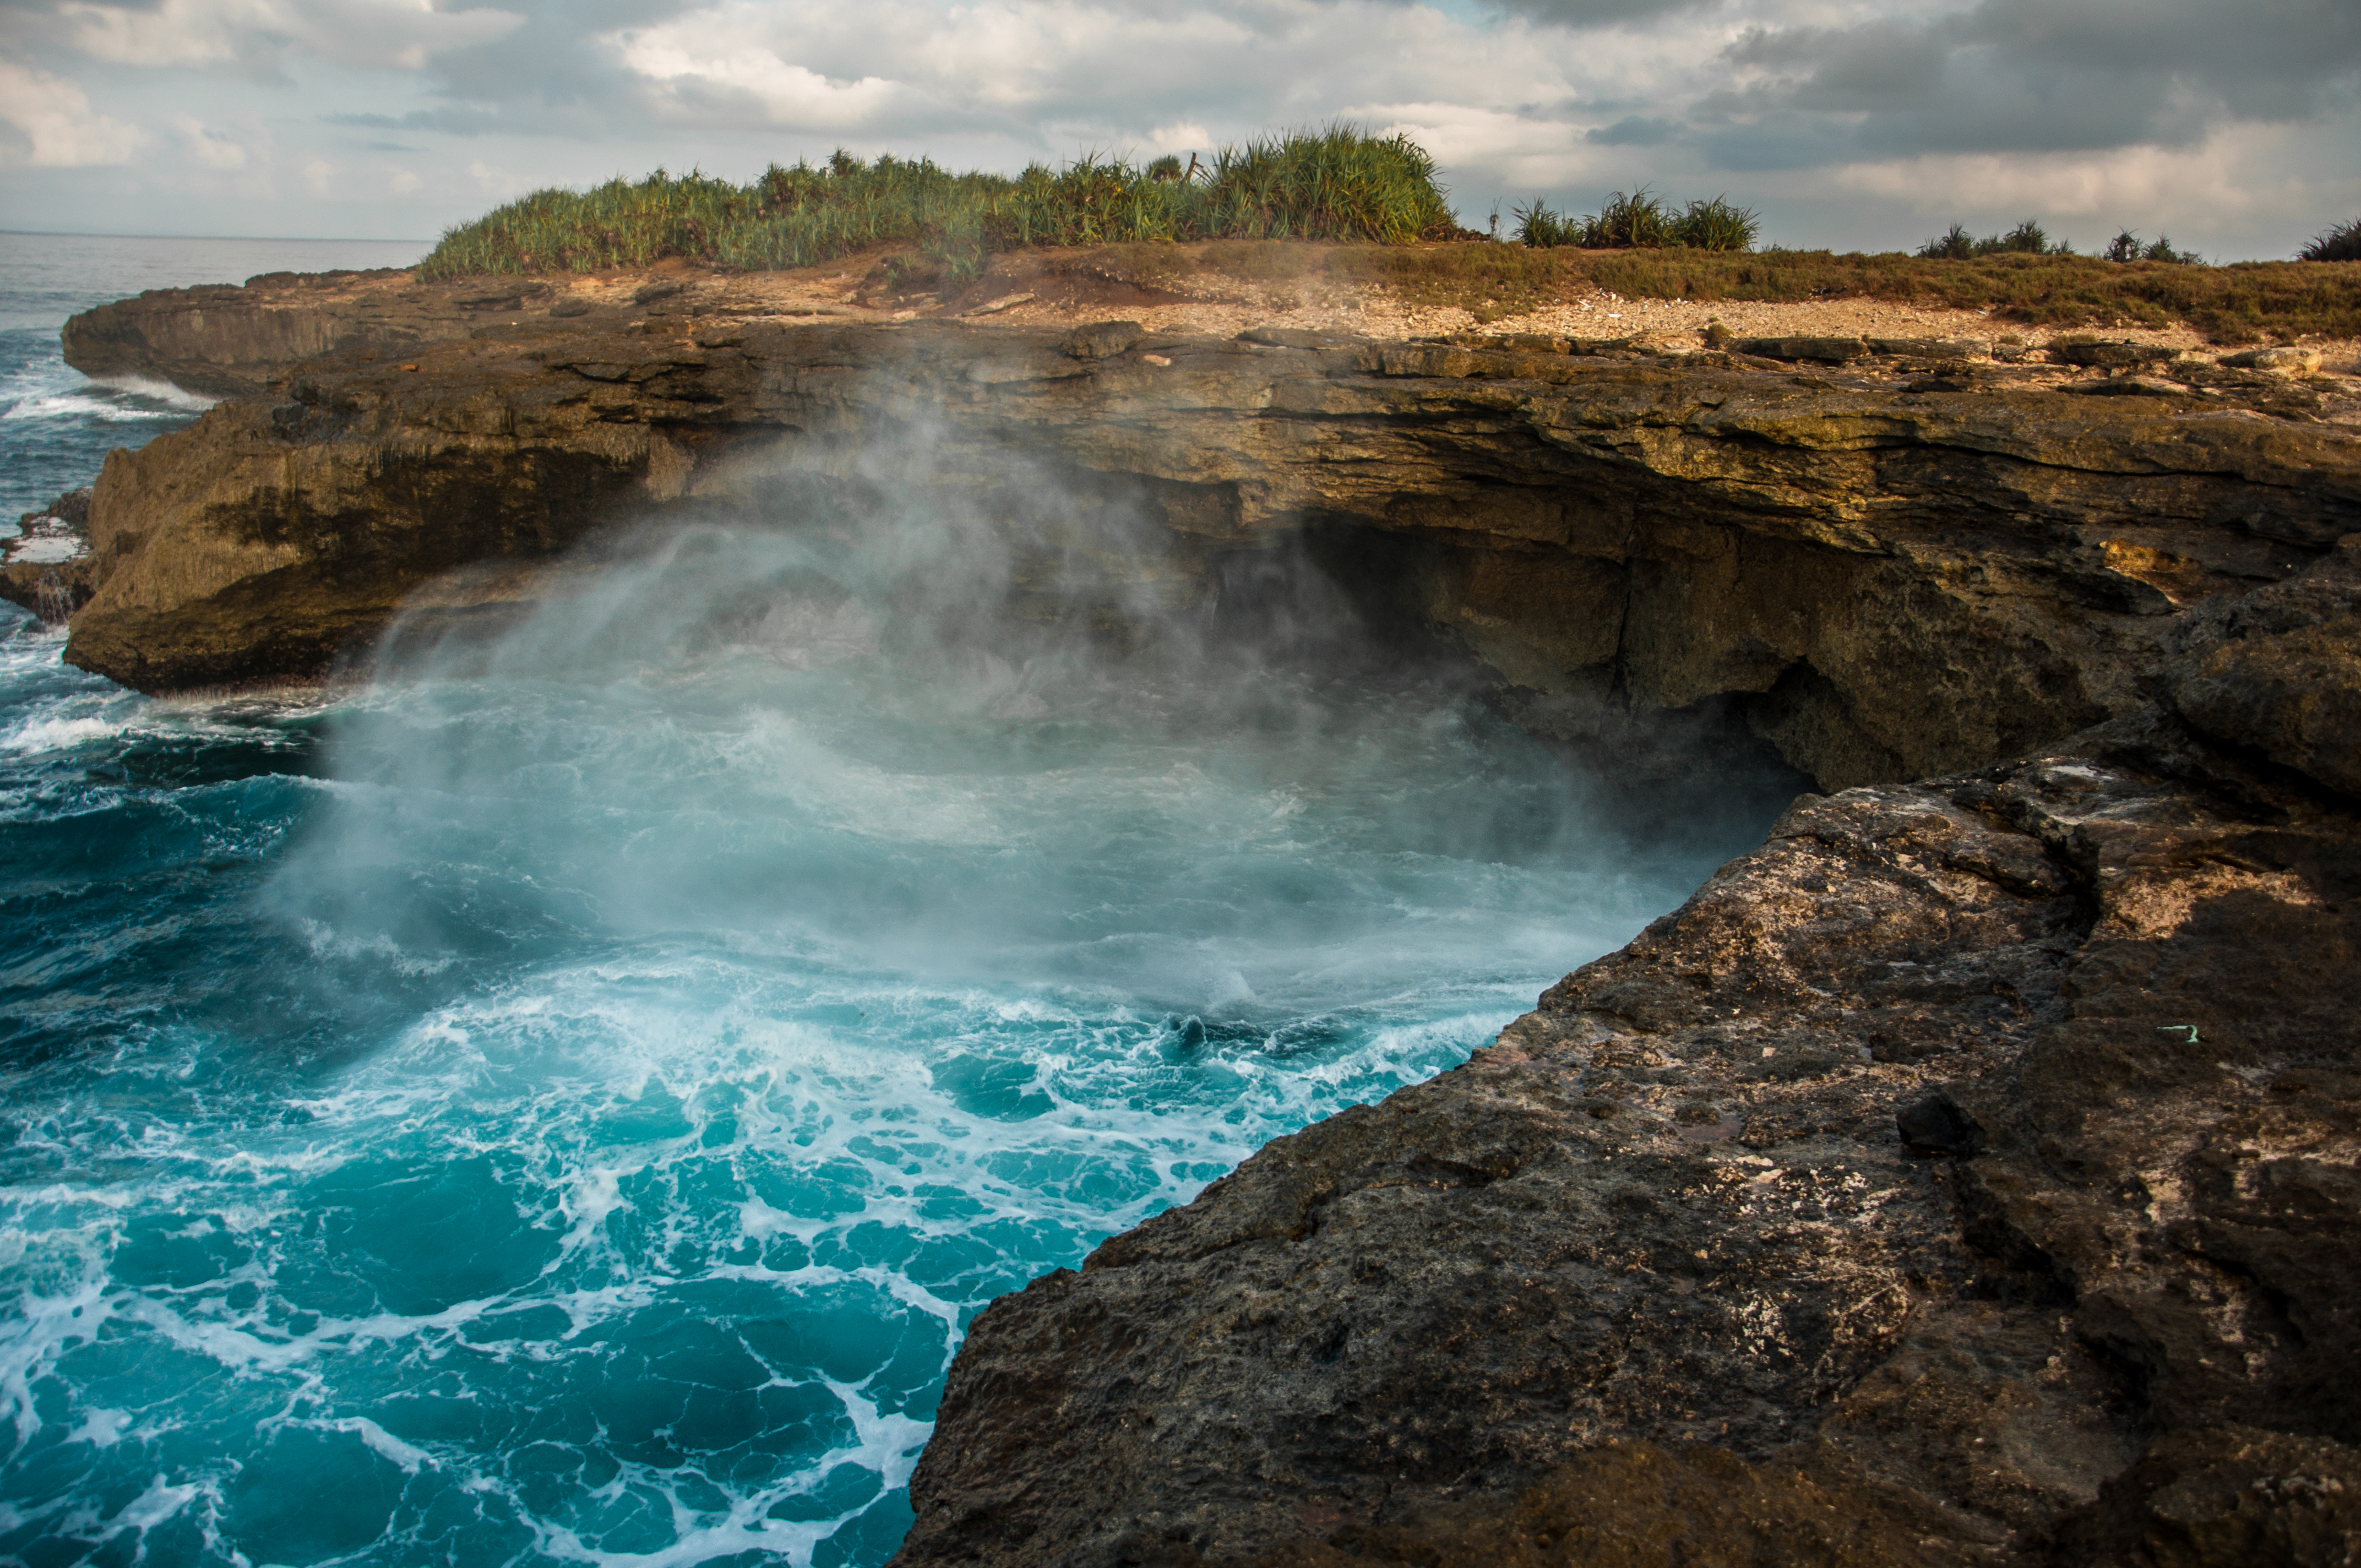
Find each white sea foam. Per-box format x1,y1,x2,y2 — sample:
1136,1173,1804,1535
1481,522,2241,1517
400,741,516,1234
0,714,117,753
1,391,183,425
0,463,1796,1566
87,373,217,413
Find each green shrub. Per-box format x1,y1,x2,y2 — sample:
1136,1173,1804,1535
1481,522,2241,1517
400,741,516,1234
2300,219,2361,262
2102,230,2202,264
417,124,1459,281
1513,187,1756,252
1580,187,1675,249
1918,219,2077,259
1671,197,1760,252
1510,198,1579,249
1328,242,1563,315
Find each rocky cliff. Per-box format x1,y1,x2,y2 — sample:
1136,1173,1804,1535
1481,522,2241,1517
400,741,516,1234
41,300,2361,793
58,266,561,398
901,613,2361,1565
32,284,2361,1565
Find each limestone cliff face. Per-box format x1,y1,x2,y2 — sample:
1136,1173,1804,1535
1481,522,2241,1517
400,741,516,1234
50,315,2361,792
59,267,545,398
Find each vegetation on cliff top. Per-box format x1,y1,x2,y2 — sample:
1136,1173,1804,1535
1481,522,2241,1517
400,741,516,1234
1326,244,2360,341
418,127,2361,340
417,126,1462,283
1511,188,1762,252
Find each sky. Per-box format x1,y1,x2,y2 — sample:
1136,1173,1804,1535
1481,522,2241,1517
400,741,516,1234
0,0,2355,260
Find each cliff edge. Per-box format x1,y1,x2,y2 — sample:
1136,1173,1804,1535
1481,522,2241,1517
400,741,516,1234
39,292,2361,794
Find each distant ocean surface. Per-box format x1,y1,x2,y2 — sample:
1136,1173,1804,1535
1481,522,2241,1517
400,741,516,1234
0,234,1782,1567
0,233,428,521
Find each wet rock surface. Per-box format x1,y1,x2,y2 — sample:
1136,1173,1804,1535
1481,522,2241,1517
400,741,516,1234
897,664,2361,1565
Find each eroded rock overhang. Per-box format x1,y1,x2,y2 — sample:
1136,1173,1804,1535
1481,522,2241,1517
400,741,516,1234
50,318,2361,794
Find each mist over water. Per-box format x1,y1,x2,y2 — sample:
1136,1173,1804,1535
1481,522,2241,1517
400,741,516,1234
0,297,1798,1565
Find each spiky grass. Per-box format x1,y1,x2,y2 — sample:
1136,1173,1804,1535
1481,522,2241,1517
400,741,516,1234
2103,230,2204,265
2300,219,2361,263
1672,197,1760,253
417,126,1459,281
1512,188,1757,252
1917,219,2077,259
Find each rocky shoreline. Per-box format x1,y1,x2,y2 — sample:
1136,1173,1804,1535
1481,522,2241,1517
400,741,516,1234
38,269,2361,1565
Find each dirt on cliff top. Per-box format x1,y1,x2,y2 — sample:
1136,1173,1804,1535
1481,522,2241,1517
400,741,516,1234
238,242,2361,372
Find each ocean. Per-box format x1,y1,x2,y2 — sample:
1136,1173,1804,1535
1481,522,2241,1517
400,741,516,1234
0,233,1788,1567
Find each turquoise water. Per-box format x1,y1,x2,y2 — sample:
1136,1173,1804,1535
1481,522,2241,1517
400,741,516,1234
0,238,1789,1566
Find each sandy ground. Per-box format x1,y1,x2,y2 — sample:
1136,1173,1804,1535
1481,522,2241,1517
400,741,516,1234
541,253,2361,373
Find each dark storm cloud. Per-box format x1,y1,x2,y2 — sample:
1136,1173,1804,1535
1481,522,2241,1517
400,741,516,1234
1696,0,2361,169
1587,115,1677,145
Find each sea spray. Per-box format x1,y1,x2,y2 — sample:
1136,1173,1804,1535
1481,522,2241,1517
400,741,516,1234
0,384,1799,1567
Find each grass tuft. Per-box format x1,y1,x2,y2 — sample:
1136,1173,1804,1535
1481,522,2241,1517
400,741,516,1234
417,125,1459,282
1674,197,1761,253
2301,219,2361,263
1513,188,1758,251
1917,220,2076,259
2103,230,2203,265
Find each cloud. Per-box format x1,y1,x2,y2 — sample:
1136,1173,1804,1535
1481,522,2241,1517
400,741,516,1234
0,0,2353,259
590,0,1586,150
60,0,526,75
615,31,915,130
0,54,145,163
1588,113,1674,145
1481,0,1723,27
1699,0,2361,167
1829,120,2325,230
172,110,246,165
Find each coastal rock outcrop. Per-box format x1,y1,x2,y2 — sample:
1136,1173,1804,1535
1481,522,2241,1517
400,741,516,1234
30,282,2361,1565
896,551,2361,1566
56,268,543,398
39,309,2361,793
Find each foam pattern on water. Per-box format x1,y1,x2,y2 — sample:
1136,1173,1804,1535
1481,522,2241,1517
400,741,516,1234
0,497,1780,1564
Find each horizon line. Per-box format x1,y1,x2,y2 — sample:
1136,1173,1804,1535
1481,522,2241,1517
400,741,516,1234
0,229,434,246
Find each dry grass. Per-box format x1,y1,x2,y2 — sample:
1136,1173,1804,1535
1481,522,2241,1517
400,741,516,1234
1317,244,2361,341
